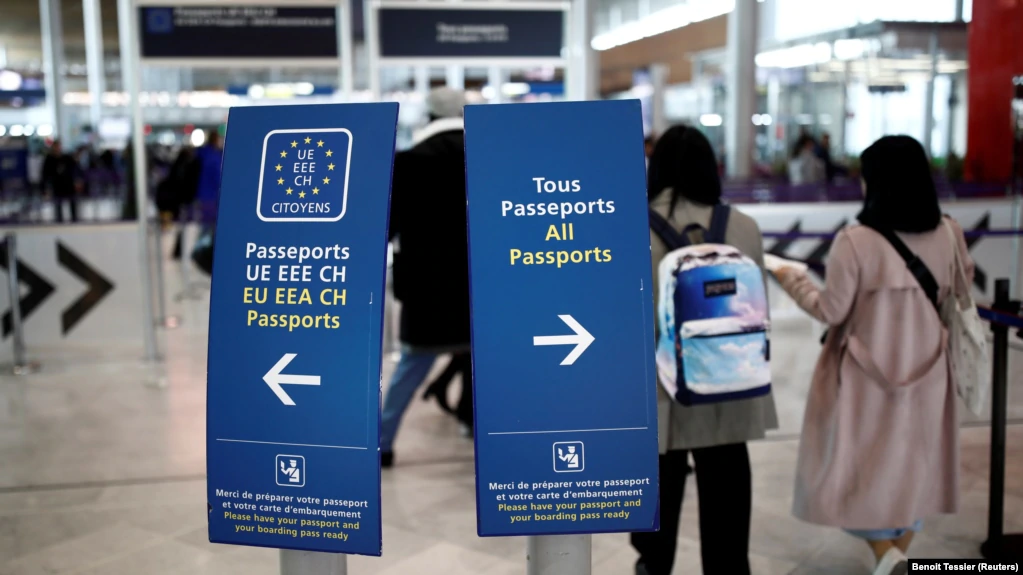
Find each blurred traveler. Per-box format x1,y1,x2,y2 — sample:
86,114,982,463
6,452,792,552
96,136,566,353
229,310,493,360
380,88,472,467
773,136,970,575
644,135,656,168
788,134,826,185
156,146,200,259
194,130,224,225
421,352,471,417
191,130,224,275
632,125,778,575
121,139,141,220
814,132,848,183
74,145,93,198
42,140,82,223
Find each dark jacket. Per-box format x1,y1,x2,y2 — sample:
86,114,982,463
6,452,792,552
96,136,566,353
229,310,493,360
42,153,80,198
389,118,470,348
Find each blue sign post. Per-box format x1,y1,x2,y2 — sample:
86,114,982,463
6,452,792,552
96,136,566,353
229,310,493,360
206,102,398,558
464,100,660,547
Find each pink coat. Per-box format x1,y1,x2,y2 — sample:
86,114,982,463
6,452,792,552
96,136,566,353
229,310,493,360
779,218,973,529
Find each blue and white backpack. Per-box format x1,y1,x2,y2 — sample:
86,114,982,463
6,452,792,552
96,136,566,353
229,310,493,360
649,205,771,405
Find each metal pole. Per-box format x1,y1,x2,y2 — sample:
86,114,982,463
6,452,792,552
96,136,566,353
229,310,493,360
981,278,1016,560
1011,195,1023,300
126,1,160,362
279,549,347,575
4,234,36,375
338,0,354,101
527,534,591,575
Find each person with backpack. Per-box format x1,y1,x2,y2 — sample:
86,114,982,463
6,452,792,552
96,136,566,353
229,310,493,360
772,136,973,575
633,125,778,575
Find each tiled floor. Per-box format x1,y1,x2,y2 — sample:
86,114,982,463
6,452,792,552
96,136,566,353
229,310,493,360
1,250,1021,574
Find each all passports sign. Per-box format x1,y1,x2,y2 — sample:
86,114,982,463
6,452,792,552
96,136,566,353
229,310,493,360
206,102,398,556
464,100,660,537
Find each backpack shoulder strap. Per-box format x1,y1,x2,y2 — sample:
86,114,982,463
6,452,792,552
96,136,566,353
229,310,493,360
863,222,940,311
649,209,689,250
706,204,731,244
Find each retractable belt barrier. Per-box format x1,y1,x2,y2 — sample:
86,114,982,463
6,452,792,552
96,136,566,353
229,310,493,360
979,280,1022,562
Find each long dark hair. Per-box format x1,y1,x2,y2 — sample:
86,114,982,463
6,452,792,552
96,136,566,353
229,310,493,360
647,125,722,211
857,135,941,233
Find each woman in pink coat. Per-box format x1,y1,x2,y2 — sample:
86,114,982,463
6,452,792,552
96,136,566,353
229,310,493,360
775,136,973,575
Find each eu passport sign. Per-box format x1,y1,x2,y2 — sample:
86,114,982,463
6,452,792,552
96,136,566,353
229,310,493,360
206,103,398,556
464,100,660,537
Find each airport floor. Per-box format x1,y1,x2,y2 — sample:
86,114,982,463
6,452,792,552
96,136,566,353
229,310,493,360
1,251,1022,575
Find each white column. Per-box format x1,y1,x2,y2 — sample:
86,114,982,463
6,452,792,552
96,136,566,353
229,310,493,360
766,76,781,162
39,0,67,139
488,66,505,103
338,0,354,101
82,0,106,130
923,29,939,157
117,0,133,95
567,0,597,101
945,73,960,158
725,0,757,178
364,0,380,100
414,66,430,95
446,66,465,90
837,59,850,158
649,63,668,137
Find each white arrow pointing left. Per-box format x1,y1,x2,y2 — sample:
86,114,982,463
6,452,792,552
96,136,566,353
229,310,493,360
533,315,595,366
263,353,321,406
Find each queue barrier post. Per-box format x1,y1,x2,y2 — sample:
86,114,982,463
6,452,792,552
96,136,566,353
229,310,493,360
280,549,347,575
2,233,38,375
980,278,1023,561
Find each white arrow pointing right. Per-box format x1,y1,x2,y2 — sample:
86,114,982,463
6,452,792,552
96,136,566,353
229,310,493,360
263,353,321,406
533,315,595,366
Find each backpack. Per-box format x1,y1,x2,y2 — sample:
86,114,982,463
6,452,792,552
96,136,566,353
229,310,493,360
649,205,772,405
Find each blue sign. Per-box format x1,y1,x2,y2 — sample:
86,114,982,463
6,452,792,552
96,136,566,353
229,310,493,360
377,8,564,59
464,100,660,537
206,102,398,556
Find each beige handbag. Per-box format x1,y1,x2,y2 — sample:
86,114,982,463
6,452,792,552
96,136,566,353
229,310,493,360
941,220,990,416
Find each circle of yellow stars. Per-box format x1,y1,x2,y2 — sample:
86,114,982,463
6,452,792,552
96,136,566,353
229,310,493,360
274,135,337,201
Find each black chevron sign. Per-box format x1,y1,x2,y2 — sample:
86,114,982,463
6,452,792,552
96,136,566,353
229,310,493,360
0,239,56,338
57,242,114,335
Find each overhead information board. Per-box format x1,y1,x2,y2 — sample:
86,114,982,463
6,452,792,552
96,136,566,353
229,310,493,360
377,7,564,59
140,6,339,59
205,102,398,556
464,100,659,537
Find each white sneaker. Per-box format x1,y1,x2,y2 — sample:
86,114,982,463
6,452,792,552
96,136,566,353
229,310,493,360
873,548,909,575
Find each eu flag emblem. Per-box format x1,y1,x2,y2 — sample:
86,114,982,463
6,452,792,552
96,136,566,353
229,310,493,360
257,128,352,222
